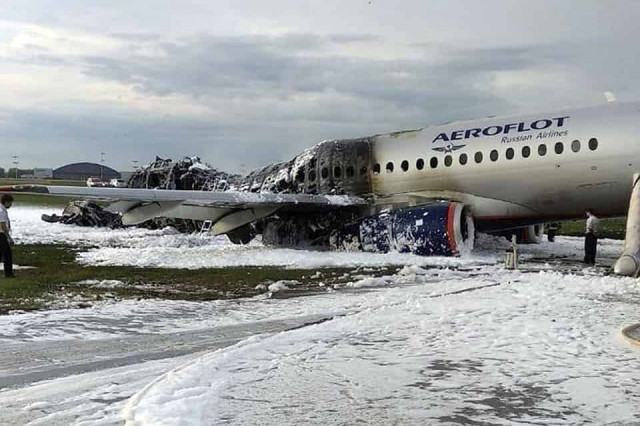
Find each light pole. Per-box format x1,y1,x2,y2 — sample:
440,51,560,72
11,156,18,179
100,152,105,181
132,160,139,170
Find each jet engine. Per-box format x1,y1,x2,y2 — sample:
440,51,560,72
358,202,474,256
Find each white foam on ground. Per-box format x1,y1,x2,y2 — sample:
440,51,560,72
124,270,640,425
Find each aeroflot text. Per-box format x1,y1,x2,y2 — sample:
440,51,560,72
432,116,570,143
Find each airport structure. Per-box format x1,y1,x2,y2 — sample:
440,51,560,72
20,168,53,179
53,162,121,181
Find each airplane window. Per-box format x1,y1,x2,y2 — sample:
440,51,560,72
430,157,438,169
416,158,425,170
459,153,468,165
444,155,452,167
571,140,581,152
506,147,514,160
321,167,329,179
538,144,547,156
475,152,483,163
522,146,530,158
360,166,367,176
334,166,342,178
589,138,598,151
386,162,394,173
555,142,564,154
309,170,316,182
346,166,355,177
401,160,409,172
373,163,380,174
490,149,498,162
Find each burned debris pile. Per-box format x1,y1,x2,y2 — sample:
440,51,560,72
127,156,242,191
42,201,123,228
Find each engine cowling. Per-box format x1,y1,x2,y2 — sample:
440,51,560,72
359,202,474,256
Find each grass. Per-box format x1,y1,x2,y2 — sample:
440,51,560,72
555,217,627,240
12,194,76,207
0,244,397,314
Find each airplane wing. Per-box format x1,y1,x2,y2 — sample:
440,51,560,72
0,185,368,234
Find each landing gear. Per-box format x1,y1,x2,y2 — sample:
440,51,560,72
547,223,559,242
614,173,640,276
227,225,256,245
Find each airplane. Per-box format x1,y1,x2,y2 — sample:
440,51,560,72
2,101,639,262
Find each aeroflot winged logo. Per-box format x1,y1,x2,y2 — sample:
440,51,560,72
431,116,570,151
432,143,466,153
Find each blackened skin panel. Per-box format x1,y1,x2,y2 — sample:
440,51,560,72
314,138,373,196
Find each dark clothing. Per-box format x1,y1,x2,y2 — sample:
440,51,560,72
584,232,597,265
547,223,559,242
0,233,13,277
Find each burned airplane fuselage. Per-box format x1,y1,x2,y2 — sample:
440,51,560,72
236,138,374,197
233,138,377,249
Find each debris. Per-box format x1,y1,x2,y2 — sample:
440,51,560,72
42,201,203,233
127,156,241,191
42,201,123,228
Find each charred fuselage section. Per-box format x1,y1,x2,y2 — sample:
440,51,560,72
232,138,376,250
127,139,374,197
234,138,374,196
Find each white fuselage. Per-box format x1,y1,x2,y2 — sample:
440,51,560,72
369,102,639,221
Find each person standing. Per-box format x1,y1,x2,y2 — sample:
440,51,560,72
0,194,15,278
584,208,599,265
547,222,560,242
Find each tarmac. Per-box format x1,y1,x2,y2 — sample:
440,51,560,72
621,324,640,348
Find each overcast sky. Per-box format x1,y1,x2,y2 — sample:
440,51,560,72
1,0,639,172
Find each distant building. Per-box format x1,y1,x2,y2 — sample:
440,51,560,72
53,162,121,181
33,168,53,179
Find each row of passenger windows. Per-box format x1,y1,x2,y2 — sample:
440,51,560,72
373,138,599,174
296,138,599,182
300,164,368,183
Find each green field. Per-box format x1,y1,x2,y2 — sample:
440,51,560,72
0,244,396,314
554,217,627,240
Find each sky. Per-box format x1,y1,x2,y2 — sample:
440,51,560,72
0,0,639,173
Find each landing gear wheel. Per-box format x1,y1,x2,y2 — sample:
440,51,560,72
227,225,254,245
